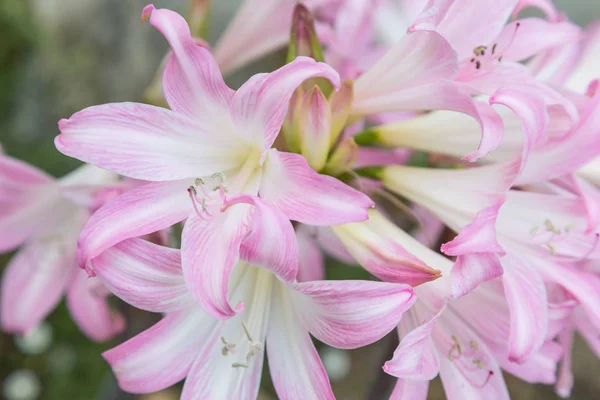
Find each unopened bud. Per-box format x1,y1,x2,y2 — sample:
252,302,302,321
324,137,358,176
282,86,304,153
329,80,354,144
300,86,332,171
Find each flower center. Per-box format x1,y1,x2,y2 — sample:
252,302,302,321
448,334,494,389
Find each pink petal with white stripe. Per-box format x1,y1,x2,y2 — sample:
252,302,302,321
66,269,125,342
1,243,71,335
384,306,444,380
143,5,234,119
92,238,192,313
450,253,504,299
291,280,416,349
232,57,340,150
181,207,249,319
389,379,430,400
56,103,244,181
493,340,562,384
267,282,335,400
500,253,548,362
296,229,325,282
104,308,216,393
260,150,374,225
410,0,517,61
78,180,190,273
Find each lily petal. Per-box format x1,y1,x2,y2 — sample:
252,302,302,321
291,280,416,349
57,103,244,181
181,207,249,319
1,243,71,335
232,56,340,150
389,379,430,400
500,253,548,362
104,308,216,393
296,229,326,282
260,150,373,225
66,270,125,342
143,5,234,119
92,238,192,313
384,306,444,380
267,282,335,400
78,180,190,273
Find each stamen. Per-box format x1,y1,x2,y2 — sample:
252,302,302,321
475,60,481,69
242,321,254,342
529,225,539,235
212,172,227,183
221,336,236,356
546,243,557,255
188,187,206,219
491,43,497,55
232,362,249,369
544,219,561,234
195,178,205,186
473,45,488,56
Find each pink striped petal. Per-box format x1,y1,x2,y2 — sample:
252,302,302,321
0,156,59,252
291,280,416,349
235,195,299,282
57,103,244,181
180,272,269,400
389,379,430,400
143,5,234,119
66,270,125,342
410,0,517,61
181,207,248,319
296,230,326,282
450,253,504,299
181,195,297,319
267,282,335,400
496,18,581,63
442,204,505,256
518,94,600,185
384,307,444,380
92,238,192,313
260,150,374,225
493,340,562,384
232,57,340,150
500,254,548,362
565,21,600,92
104,308,216,393
78,180,190,273
1,243,71,335
353,31,458,117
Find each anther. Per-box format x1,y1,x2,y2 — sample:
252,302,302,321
232,362,249,369
212,172,227,183
473,45,487,56
221,336,236,356
194,178,205,186
473,359,485,369
469,340,479,350
529,225,539,235
546,243,556,255
492,43,497,55
544,219,561,234
475,61,481,69
242,321,254,342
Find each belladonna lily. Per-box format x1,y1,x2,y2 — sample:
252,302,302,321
381,230,563,400
0,155,125,341
55,6,373,319
93,238,416,399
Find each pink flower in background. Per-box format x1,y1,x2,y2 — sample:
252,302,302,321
0,155,125,341
56,6,373,318
92,238,415,399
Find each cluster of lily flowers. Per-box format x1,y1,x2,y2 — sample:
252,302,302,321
2,0,600,398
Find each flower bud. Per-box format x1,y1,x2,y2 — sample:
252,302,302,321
329,80,354,144
282,86,304,153
300,86,332,171
324,137,358,176
331,209,441,286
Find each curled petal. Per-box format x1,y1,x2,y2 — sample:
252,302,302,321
104,308,216,393
66,270,125,342
232,57,340,150
260,150,373,225
93,238,192,313
291,280,416,349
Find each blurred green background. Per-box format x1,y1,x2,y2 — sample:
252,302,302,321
1,0,600,399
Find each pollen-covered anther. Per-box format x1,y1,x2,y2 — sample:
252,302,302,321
221,336,236,356
473,45,488,56
544,219,561,234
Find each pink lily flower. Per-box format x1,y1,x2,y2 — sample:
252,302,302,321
56,6,373,319
0,155,125,341
93,238,416,399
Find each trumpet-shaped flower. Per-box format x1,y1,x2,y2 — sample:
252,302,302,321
56,6,373,319
0,155,124,341
94,238,415,399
